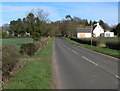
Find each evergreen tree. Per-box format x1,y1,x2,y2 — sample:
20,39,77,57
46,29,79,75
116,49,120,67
99,20,110,30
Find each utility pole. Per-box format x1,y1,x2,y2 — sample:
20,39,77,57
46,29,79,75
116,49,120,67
91,22,93,46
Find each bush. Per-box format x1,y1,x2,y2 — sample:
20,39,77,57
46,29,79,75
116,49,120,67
20,42,41,56
106,41,120,50
70,38,100,46
20,36,50,56
2,32,7,38
2,45,20,81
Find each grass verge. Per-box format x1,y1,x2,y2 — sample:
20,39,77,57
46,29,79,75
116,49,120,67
63,37,119,58
3,38,53,89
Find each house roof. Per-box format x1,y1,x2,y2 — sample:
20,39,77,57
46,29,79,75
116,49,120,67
77,28,93,33
104,30,110,32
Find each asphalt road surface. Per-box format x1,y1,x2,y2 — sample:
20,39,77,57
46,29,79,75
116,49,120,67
53,37,119,89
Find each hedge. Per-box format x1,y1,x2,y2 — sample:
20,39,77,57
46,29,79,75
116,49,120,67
20,42,43,56
2,45,20,81
70,38,100,46
106,41,120,50
20,36,50,56
2,36,50,84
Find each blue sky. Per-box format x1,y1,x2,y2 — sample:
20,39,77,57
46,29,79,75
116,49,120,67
1,2,118,26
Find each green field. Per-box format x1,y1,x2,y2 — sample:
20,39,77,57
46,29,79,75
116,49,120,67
2,38,33,50
4,38,53,89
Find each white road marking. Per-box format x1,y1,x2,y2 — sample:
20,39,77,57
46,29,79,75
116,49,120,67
81,56,99,66
82,56,120,80
72,50,79,55
58,38,120,80
60,40,80,55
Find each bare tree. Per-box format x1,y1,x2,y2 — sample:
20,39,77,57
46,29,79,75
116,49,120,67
2,24,9,32
35,9,49,22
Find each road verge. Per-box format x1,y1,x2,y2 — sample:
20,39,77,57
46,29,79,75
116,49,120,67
64,37,119,59
3,38,53,89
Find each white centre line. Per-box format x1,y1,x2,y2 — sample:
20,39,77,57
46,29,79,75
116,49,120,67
59,38,120,80
81,56,99,67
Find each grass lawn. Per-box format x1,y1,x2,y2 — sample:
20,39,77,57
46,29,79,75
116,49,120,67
2,38,33,50
64,37,119,58
3,38,53,89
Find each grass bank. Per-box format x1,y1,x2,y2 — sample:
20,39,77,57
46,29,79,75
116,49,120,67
64,37,119,58
3,38,53,89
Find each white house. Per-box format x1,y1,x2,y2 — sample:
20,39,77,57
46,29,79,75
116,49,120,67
25,32,30,36
92,23,104,37
6,30,10,35
104,30,114,37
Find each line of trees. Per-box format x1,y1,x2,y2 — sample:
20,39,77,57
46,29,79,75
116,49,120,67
8,9,50,41
2,9,119,41
48,15,111,38
111,23,120,36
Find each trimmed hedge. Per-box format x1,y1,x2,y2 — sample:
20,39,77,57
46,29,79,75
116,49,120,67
2,45,20,81
106,41,120,50
70,38,100,46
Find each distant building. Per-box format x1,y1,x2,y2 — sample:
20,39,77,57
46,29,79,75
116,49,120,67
25,32,30,36
104,30,114,37
12,31,14,36
77,28,92,38
92,23,104,37
6,30,10,35
77,22,114,38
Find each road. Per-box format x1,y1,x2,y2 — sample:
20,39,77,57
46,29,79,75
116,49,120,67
53,37,119,89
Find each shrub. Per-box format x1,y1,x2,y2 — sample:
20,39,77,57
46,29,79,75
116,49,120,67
70,38,100,46
106,41,120,50
20,42,41,56
20,36,50,56
2,32,7,38
2,45,20,81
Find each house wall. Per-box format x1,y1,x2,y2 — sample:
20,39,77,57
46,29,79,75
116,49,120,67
77,33,91,38
93,23,104,37
104,32,114,37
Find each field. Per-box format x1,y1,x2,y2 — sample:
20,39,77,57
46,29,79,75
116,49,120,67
2,38,33,50
4,38,53,89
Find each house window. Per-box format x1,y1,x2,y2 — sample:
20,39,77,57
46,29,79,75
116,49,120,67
106,33,110,37
79,34,85,37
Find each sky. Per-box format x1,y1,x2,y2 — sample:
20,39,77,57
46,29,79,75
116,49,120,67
1,2,119,26
1,0,120,2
